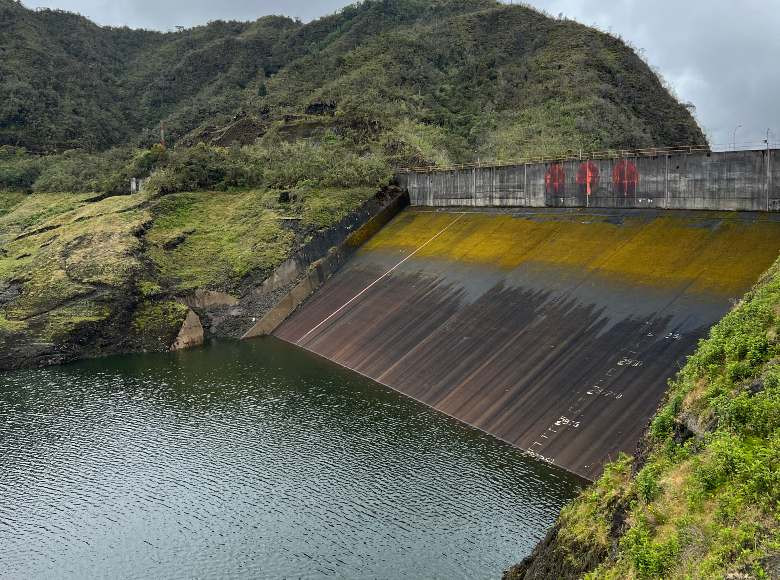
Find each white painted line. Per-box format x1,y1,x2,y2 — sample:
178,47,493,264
296,214,464,345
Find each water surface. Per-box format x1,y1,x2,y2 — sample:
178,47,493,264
0,339,581,579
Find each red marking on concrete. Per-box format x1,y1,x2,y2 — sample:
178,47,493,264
612,160,639,196
576,161,600,196
545,163,566,195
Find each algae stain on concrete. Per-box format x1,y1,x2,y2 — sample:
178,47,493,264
275,207,780,479
363,209,780,296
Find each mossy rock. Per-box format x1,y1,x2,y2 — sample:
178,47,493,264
129,300,189,352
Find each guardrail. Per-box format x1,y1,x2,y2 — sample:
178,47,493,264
399,145,714,173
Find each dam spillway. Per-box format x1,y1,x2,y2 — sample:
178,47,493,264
273,208,780,479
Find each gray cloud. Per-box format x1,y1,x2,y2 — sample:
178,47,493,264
22,0,349,27
21,0,780,150
520,0,780,149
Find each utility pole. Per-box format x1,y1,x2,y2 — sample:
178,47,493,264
766,129,772,211
160,121,166,149
732,124,742,151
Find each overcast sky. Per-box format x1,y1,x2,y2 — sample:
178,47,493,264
21,0,780,150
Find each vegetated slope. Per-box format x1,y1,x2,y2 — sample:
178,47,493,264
1,0,705,160
506,260,780,578
0,181,389,370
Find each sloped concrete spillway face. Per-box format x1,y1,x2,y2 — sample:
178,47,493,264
274,208,780,480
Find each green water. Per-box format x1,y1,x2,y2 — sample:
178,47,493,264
0,338,581,579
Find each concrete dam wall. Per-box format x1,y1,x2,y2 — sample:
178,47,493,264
397,148,779,212
271,208,780,480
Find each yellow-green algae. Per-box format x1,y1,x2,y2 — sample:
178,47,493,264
363,210,780,296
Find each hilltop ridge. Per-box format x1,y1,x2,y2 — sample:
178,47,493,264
1,0,704,160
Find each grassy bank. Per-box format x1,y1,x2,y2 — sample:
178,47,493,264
0,181,382,369
509,257,780,578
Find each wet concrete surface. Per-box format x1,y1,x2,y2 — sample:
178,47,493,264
274,208,780,479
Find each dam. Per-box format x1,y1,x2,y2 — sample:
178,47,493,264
250,148,780,480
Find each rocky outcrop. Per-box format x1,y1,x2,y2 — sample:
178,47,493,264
170,309,204,351
184,186,409,341
503,525,607,580
0,187,407,371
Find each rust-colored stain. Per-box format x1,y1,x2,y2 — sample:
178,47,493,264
273,208,780,480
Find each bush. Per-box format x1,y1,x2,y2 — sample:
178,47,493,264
0,146,41,191
255,137,392,190
620,518,681,578
4,138,391,197
635,463,663,503
143,143,262,195
28,147,135,193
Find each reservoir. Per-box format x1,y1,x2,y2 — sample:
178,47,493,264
0,339,581,579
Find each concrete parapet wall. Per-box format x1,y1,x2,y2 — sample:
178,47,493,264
397,149,779,211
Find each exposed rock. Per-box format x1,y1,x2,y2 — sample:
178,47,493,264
760,554,780,579
0,281,21,306
749,377,765,395
305,100,336,115
183,289,239,309
503,524,606,580
170,309,204,351
679,411,716,438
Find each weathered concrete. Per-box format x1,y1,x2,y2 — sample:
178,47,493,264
397,149,779,211
272,208,780,480
170,309,204,351
241,189,409,338
184,187,409,339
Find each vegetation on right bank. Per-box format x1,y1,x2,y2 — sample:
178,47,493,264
508,258,780,579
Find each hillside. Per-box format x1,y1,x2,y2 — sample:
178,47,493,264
506,261,780,578
1,0,704,160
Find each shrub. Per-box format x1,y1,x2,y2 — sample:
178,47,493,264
254,137,392,190
143,143,262,194
0,146,41,191
620,518,681,578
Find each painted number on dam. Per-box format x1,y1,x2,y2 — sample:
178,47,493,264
576,161,599,196
613,160,640,196
544,159,641,198
545,163,566,195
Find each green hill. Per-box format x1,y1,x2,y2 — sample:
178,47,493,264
1,0,704,159
0,0,708,367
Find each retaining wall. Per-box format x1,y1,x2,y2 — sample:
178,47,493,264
397,149,780,211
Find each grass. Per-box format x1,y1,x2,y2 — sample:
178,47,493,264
146,186,375,293
0,192,26,216
146,190,294,293
2,194,149,320
0,182,380,362
0,193,150,356
300,187,375,227
130,300,189,351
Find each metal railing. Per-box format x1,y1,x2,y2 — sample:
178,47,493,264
399,145,716,173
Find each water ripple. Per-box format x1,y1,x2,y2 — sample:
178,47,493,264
0,338,582,579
